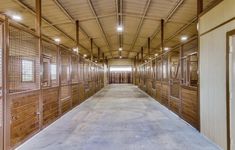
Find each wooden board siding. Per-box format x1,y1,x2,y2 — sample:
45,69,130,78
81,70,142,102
78,83,85,103
181,87,199,129
161,84,169,107
156,82,162,102
72,84,79,107
42,88,59,126
10,91,40,146
61,98,71,114
169,97,180,115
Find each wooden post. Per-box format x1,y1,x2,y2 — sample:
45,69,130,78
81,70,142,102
76,20,79,48
98,47,100,62
102,52,105,67
141,47,144,63
197,0,203,16
161,19,164,53
35,0,43,129
3,15,10,150
148,37,150,58
90,38,93,62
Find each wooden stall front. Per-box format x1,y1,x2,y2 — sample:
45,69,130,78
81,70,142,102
137,37,199,130
0,17,105,149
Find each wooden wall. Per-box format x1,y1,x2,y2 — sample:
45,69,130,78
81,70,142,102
199,0,235,149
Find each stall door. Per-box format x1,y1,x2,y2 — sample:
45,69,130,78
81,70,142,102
0,23,3,150
229,34,235,150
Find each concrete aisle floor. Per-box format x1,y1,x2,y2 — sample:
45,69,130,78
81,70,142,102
18,84,220,150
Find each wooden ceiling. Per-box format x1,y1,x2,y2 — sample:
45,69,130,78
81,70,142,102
0,0,217,60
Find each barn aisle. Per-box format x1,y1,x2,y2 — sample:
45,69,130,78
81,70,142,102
17,84,219,150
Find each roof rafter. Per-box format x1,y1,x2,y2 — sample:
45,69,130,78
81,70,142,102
87,0,113,58
128,0,152,57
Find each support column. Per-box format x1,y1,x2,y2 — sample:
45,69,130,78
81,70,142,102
141,47,144,63
148,37,150,58
35,0,43,129
161,19,164,53
98,47,100,62
197,0,203,16
90,38,93,62
76,20,79,48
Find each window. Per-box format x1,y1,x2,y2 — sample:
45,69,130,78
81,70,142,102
21,59,34,82
51,64,57,80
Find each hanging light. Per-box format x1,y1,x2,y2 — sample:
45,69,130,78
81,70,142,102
119,47,123,51
119,56,122,59
83,54,87,58
155,53,158,57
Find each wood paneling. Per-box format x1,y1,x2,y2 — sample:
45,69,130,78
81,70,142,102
10,91,40,146
169,97,180,115
42,88,59,126
181,87,199,129
72,84,79,106
161,83,169,106
156,82,162,102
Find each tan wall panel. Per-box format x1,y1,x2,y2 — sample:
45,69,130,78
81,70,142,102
199,0,235,148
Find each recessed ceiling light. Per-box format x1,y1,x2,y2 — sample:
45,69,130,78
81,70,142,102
164,47,170,51
12,15,22,21
181,36,188,42
117,25,123,32
119,47,123,51
54,38,61,43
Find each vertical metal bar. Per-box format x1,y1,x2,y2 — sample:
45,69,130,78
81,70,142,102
35,0,43,129
3,15,10,150
90,38,93,62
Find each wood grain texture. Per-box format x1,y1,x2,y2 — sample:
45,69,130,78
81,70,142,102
10,91,40,146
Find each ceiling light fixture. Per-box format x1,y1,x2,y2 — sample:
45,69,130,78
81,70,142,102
119,47,123,51
164,47,170,51
73,47,79,53
181,36,188,42
155,53,158,57
117,25,123,32
83,54,87,58
54,38,61,43
119,56,122,59
12,15,22,21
